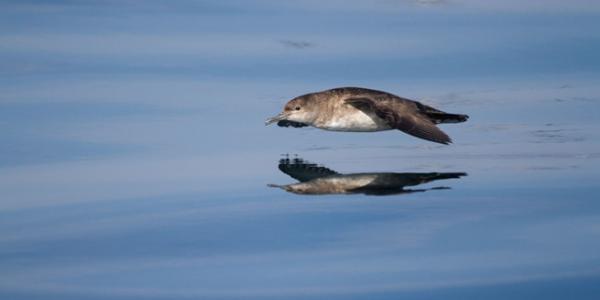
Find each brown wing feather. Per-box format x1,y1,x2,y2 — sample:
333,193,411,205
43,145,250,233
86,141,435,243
396,115,452,144
345,97,452,145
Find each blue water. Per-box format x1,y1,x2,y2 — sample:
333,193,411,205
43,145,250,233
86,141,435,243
1,1,600,299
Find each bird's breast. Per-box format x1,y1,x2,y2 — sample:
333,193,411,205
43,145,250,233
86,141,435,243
289,175,378,194
316,108,391,132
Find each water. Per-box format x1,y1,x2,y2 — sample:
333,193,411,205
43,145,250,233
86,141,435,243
1,1,600,299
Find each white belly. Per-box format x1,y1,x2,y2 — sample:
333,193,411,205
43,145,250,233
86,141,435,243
318,110,391,132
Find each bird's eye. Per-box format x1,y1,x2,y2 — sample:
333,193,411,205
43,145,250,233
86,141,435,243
295,106,301,111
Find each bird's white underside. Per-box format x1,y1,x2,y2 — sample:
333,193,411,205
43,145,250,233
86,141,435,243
287,175,379,194
317,109,391,132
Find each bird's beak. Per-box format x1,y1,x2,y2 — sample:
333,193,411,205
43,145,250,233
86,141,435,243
267,183,285,189
265,112,289,125
267,184,293,192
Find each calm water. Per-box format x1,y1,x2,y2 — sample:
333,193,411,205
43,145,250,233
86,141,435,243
2,1,600,299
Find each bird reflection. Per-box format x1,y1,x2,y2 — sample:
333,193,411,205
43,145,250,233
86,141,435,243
269,157,467,196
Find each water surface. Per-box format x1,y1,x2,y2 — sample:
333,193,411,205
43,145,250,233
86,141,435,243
1,1,600,299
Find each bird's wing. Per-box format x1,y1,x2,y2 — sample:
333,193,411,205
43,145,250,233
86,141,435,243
278,158,339,182
349,186,424,196
277,120,308,128
345,97,452,145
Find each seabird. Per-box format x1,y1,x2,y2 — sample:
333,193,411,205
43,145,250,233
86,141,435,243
269,157,467,196
265,87,469,144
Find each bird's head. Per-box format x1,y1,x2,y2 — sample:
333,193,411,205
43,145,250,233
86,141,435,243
267,183,317,195
265,94,318,126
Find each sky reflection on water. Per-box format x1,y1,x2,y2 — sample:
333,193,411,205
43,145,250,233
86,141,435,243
1,1,600,299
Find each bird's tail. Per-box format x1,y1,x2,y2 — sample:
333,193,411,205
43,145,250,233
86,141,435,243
429,172,468,180
426,112,469,124
416,102,469,124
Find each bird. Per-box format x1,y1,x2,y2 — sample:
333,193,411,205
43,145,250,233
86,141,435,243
268,157,467,196
265,87,469,144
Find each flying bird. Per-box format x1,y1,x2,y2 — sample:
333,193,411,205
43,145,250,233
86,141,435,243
269,157,467,196
266,87,468,144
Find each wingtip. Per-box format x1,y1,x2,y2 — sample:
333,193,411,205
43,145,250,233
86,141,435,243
439,138,453,145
